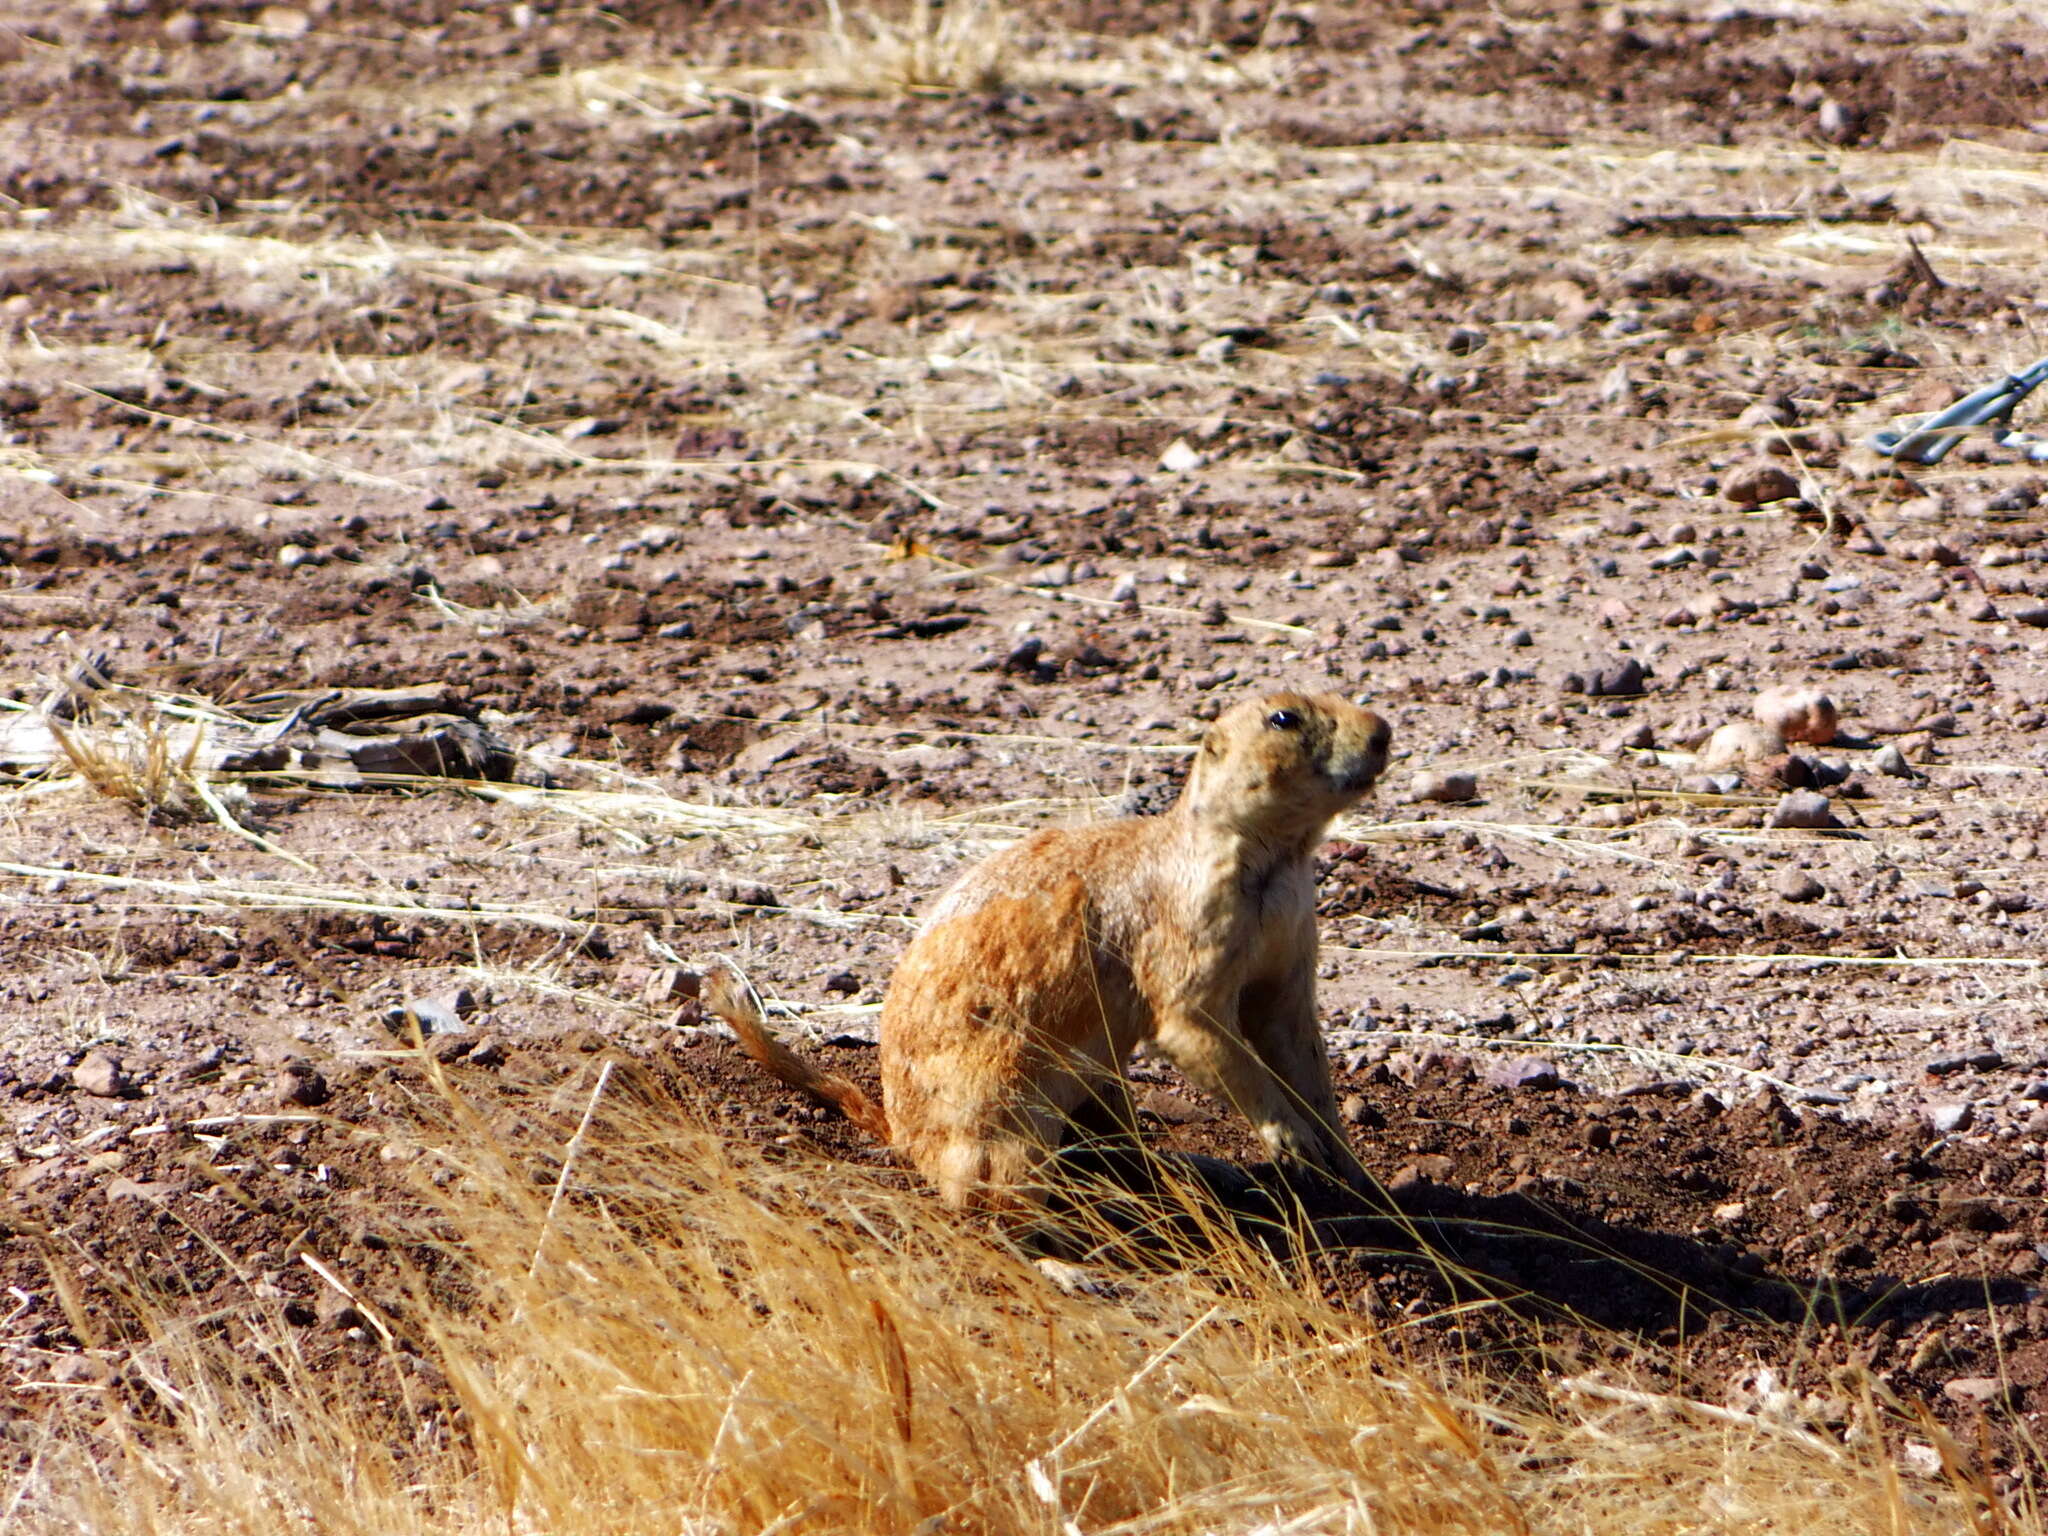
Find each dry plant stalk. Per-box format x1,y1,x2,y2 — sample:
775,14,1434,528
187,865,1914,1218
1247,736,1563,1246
812,0,1014,95
48,707,208,825
19,1077,2025,1536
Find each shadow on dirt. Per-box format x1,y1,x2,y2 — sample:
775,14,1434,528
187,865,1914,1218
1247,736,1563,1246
1052,1143,2027,1340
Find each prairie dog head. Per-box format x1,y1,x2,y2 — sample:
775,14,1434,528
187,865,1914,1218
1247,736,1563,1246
1180,691,1391,842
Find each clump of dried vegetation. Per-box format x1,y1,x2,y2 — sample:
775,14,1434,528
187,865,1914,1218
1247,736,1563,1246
21,1081,2027,1536
47,705,210,827
811,0,1016,95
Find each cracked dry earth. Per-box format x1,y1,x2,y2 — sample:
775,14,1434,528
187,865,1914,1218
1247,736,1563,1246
8,0,2048,1490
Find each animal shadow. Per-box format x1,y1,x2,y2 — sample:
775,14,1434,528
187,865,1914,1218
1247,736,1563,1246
1050,1142,2022,1338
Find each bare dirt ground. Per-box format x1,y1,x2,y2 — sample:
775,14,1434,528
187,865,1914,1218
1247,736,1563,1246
7,0,2048,1504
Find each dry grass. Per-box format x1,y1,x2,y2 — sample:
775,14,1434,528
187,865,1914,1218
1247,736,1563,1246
810,0,1018,95
48,706,209,827
18,1077,2027,1536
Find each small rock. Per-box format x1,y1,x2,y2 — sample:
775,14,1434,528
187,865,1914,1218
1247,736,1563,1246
398,989,472,1037
1817,97,1860,142
1712,1200,1748,1224
1774,870,1825,903
1562,654,1647,697
1025,562,1071,589
1942,1376,2012,1410
257,5,312,38
71,1051,136,1100
1721,463,1801,507
179,1044,228,1080
1446,325,1487,355
1767,790,1838,830
1157,438,1204,474
1739,397,1798,432
1195,335,1238,365
1755,753,1818,791
1683,772,1744,795
1871,744,1915,778
274,1063,330,1109
316,1290,365,1331
1598,361,1633,410
1698,720,1785,771
1137,1088,1216,1126
1486,1057,1562,1091
1389,1155,1457,1191
1340,1094,1383,1128
1901,1442,1943,1477
1603,721,1656,754
1409,769,1478,804
106,1176,186,1201
2012,606,2048,629
1926,1102,1974,1135
1936,1192,2004,1231
1753,686,1839,746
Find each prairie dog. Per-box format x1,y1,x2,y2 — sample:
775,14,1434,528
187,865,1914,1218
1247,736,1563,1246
706,690,1392,1210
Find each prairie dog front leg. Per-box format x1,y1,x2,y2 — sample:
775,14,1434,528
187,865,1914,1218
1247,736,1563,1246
1239,967,1368,1190
1150,996,1343,1181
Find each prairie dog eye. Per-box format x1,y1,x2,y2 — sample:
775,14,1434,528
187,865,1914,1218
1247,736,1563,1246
1266,708,1302,731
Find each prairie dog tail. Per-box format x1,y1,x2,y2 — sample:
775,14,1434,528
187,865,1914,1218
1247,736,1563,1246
700,964,891,1143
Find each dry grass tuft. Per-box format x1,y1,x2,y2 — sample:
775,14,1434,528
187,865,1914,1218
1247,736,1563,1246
16,1076,2028,1535
48,706,209,826
811,0,1015,95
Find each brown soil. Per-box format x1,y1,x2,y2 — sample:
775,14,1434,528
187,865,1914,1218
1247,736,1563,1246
6,0,2048,1498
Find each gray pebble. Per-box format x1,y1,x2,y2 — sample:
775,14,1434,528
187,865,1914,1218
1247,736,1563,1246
1410,769,1479,804
1942,1376,2012,1409
400,995,466,1036
1486,1056,1562,1091
1767,790,1838,830
1926,1102,1975,1135
71,1051,136,1100
1773,870,1825,903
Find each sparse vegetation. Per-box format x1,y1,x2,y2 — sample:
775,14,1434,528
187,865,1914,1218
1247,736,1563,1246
811,0,1016,96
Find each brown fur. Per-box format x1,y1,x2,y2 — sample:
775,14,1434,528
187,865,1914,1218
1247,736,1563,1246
703,690,1391,1210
